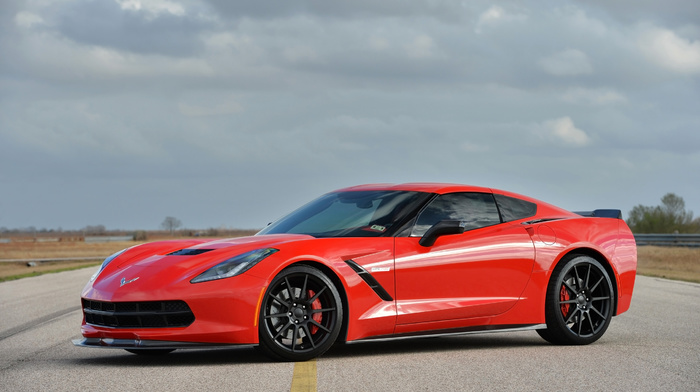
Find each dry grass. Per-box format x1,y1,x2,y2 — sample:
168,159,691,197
0,260,102,282
2,241,699,283
0,240,140,260
0,240,140,282
636,245,700,283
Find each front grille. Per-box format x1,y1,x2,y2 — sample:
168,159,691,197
82,299,195,328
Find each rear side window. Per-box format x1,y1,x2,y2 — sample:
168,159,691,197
494,194,537,222
412,192,501,236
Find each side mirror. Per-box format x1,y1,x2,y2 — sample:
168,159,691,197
419,220,466,247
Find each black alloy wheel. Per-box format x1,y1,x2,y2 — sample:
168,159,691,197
258,265,343,361
538,255,615,345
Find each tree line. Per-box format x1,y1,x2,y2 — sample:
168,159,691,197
626,193,700,234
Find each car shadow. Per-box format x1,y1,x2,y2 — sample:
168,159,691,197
324,332,548,359
68,345,271,367
68,332,548,366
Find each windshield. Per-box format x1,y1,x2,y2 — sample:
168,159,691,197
257,190,429,238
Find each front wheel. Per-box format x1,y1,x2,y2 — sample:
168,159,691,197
537,255,615,345
258,265,343,361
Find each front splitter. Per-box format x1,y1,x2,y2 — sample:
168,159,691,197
72,337,249,350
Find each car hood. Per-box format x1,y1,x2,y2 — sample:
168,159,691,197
90,234,314,290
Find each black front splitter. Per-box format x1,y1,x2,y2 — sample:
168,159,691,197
72,337,248,350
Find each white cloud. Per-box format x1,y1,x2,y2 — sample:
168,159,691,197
14,31,212,80
178,100,243,117
460,142,490,153
405,34,435,59
116,0,186,17
283,45,320,64
554,6,607,37
474,5,528,34
638,26,700,74
4,100,162,158
539,117,591,147
618,158,635,170
562,87,627,105
14,12,45,28
369,36,390,51
539,49,593,76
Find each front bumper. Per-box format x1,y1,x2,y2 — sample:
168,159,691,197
79,270,270,345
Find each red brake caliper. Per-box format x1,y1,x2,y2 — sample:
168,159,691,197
560,284,571,317
308,290,322,334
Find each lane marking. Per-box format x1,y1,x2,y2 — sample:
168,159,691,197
290,359,317,392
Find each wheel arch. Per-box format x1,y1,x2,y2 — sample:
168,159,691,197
553,248,619,315
279,260,350,343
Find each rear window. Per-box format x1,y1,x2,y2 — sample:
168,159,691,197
494,194,537,222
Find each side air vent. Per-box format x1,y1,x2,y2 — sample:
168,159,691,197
344,259,394,301
167,248,213,256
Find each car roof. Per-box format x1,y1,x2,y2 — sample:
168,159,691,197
332,183,576,218
333,183,494,195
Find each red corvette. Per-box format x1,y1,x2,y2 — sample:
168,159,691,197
73,183,637,361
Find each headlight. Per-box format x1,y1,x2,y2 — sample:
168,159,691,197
190,248,278,283
90,248,128,282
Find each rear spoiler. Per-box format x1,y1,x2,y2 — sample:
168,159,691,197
574,209,622,219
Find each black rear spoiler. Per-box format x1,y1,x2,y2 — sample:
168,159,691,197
574,209,622,219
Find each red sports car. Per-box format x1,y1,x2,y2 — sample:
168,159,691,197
73,183,637,361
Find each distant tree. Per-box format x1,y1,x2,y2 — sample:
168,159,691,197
83,225,106,234
627,193,699,233
133,230,148,241
161,216,182,236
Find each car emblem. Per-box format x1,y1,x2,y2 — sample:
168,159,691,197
120,277,139,287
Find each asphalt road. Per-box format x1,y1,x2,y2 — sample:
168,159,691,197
1,268,698,391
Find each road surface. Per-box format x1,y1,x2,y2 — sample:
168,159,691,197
1,269,698,391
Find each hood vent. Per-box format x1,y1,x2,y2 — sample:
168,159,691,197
167,248,214,256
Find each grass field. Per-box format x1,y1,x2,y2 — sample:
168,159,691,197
0,240,140,282
1,240,699,283
635,246,700,283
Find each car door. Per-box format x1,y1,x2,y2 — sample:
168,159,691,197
394,192,535,326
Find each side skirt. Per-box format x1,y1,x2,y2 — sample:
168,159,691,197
346,323,546,344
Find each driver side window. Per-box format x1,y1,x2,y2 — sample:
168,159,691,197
411,192,501,237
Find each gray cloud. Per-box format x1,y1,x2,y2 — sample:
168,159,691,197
46,0,210,57
1,0,698,230
576,0,700,28
202,0,471,22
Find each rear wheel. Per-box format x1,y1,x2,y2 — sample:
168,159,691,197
258,265,343,361
537,255,614,345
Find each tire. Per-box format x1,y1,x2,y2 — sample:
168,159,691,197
125,349,175,356
537,255,615,345
258,265,343,361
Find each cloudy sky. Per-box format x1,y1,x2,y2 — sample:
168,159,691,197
1,0,699,231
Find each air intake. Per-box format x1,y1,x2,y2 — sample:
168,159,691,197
167,248,213,256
